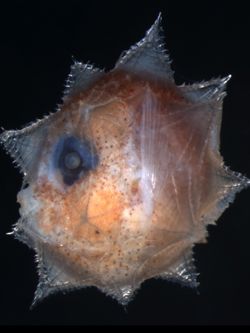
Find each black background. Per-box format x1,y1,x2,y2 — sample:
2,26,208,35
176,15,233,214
0,0,250,326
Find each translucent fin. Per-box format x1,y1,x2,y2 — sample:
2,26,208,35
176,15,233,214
32,249,84,308
63,61,104,101
202,166,250,227
0,116,51,178
220,167,250,195
159,251,199,288
177,77,231,152
101,284,136,306
115,13,174,81
180,75,231,103
11,217,36,249
32,276,74,309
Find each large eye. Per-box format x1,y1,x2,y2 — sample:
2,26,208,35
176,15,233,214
54,136,98,186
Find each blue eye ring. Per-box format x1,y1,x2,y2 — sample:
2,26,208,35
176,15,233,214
53,135,98,186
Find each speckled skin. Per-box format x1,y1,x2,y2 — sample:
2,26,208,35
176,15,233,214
18,73,194,288
1,15,249,305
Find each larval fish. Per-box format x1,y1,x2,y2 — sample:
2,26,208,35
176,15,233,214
1,14,249,306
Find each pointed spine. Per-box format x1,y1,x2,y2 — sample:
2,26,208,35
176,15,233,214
63,61,104,101
180,75,232,103
115,13,174,81
0,114,51,176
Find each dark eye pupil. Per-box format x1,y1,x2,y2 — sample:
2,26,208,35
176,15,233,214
54,136,98,186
